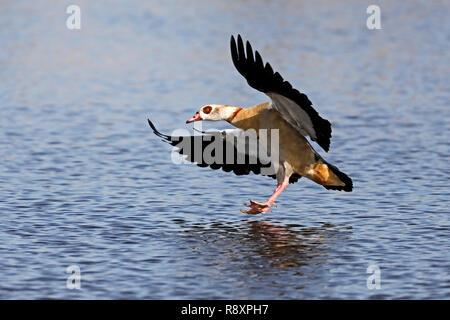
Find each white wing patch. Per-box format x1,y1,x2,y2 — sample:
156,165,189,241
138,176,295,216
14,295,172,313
267,92,316,140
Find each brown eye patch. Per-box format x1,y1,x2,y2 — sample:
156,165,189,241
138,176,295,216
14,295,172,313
203,106,212,114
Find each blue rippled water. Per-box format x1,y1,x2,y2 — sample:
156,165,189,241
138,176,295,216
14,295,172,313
0,0,449,299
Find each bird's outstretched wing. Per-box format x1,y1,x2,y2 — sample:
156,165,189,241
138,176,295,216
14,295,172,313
148,119,301,183
230,34,332,152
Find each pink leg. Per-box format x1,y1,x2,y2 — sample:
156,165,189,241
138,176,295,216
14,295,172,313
241,176,290,215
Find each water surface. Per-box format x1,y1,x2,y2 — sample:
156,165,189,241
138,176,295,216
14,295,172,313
0,0,449,299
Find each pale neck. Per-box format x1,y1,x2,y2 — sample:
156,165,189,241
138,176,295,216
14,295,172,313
223,106,243,123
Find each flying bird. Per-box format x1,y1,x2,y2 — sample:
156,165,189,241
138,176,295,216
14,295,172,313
148,35,352,214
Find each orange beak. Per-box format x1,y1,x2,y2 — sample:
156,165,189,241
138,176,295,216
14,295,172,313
186,112,202,123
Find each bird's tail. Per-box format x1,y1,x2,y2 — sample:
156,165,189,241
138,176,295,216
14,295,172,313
310,159,353,192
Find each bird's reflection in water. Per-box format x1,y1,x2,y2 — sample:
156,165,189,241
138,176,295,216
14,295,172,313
245,220,330,269
176,218,347,275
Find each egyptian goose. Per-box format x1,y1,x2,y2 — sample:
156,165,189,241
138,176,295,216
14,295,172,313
148,35,352,214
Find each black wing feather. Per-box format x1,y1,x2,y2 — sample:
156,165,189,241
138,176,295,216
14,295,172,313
148,119,301,184
230,35,332,152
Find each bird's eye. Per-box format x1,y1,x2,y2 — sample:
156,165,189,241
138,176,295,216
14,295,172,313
203,106,212,114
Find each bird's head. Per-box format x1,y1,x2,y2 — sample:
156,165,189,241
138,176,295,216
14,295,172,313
186,105,241,123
